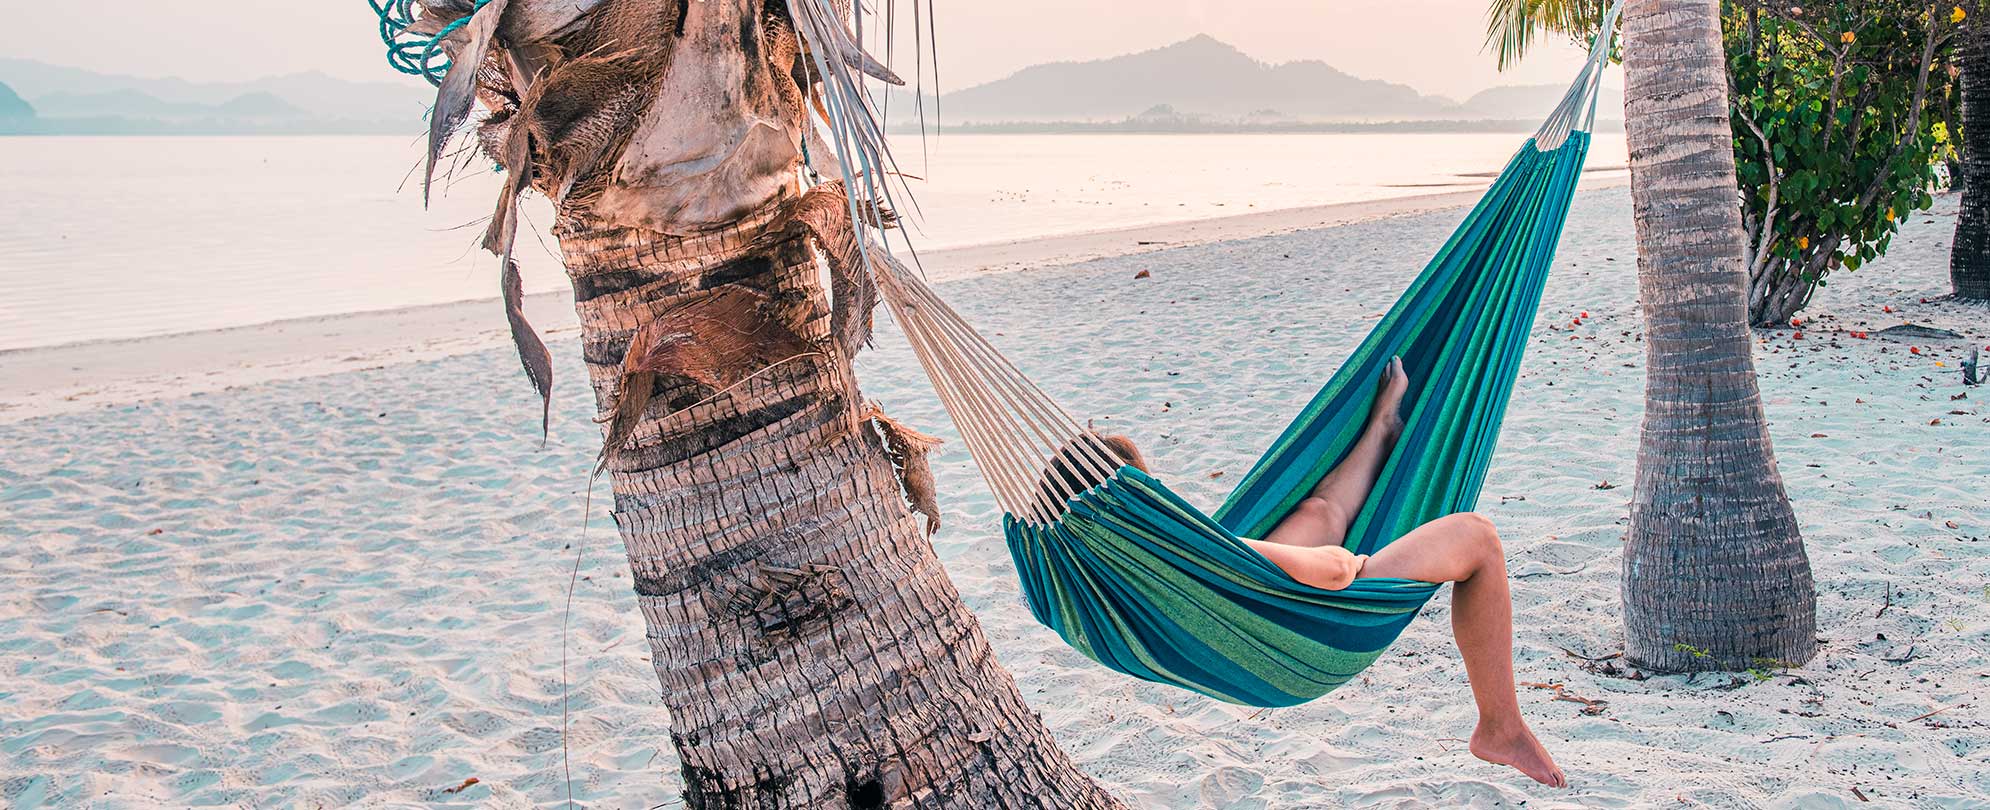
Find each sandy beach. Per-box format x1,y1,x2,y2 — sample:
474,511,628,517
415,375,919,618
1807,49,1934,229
2,184,1985,808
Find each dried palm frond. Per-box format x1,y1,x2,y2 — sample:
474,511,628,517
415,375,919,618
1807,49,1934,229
864,403,944,534
760,181,894,355
503,259,556,439
598,287,815,470
785,0,922,270
425,0,512,205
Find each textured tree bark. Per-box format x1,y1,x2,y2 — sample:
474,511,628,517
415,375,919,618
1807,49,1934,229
1956,12,1990,300
557,206,1124,808
1618,0,1818,672
418,0,1130,802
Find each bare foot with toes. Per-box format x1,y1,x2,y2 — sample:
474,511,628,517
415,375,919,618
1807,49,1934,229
1470,720,1567,788
1369,355,1409,436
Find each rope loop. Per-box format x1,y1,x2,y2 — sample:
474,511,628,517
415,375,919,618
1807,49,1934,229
370,0,495,85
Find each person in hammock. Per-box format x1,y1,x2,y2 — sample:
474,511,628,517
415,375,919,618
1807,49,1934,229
1037,356,1566,789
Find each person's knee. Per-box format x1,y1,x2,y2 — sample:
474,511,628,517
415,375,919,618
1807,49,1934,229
1292,497,1345,526
1286,546,1359,591
1451,512,1503,559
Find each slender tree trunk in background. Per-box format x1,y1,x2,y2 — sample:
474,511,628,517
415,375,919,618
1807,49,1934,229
1618,0,1817,672
560,212,1124,807
1955,12,1990,300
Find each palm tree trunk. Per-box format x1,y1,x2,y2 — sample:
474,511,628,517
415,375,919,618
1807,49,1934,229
1618,0,1817,672
1955,12,1990,300
559,206,1124,807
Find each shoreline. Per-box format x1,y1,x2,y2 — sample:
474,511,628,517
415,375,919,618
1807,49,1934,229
0,175,1627,423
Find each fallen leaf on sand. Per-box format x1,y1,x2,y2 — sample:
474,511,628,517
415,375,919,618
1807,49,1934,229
1947,520,1960,529
1594,481,1617,490
1208,471,1225,479
1810,433,1828,438
1134,270,1151,279
442,777,480,794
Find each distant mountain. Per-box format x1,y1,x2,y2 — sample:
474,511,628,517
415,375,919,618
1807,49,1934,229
213,92,305,118
0,81,31,119
931,35,1456,123
1461,81,1625,121
0,58,430,134
32,88,193,118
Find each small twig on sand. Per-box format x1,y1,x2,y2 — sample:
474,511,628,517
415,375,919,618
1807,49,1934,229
1851,785,1871,802
1521,681,1609,715
1906,704,1964,723
1559,646,1624,663
1875,582,1893,619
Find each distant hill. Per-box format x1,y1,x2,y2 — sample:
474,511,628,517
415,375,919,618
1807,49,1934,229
0,58,429,134
213,92,305,118
0,81,31,119
932,35,1456,123
909,36,1626,129
28,88,305,119
1461,81,1625,120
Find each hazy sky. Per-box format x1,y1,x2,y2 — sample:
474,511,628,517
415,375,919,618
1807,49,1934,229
0,1,1601,101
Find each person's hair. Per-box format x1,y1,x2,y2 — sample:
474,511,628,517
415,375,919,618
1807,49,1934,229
1031,432,1147,514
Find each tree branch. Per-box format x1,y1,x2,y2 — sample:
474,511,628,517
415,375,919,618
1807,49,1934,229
1732,74,1784,279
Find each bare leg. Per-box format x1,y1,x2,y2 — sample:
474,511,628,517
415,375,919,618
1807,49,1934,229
1361,513,1566,788
1262,356,1410,549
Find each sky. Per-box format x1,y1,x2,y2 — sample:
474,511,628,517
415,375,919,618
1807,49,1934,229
0,0,1601,101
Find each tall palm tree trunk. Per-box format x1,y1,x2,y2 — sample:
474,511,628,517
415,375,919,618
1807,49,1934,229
559,207,1123,807
1618,0,1817,672
1955,11,1990,300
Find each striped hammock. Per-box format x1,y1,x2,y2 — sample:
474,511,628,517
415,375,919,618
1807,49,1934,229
868,8,1620,707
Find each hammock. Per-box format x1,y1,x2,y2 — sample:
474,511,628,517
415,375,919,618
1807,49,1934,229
859,9,1620,708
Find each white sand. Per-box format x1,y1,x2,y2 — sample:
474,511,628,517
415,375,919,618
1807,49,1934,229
2,184,1986,809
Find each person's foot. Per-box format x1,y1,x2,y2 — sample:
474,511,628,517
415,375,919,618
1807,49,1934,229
1368,356,1410,436
1470,719,1567,788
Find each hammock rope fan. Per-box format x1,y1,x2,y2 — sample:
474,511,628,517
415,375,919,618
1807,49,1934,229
862,7,1622,708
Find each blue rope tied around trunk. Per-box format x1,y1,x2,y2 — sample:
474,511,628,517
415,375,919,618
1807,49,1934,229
370,0,494,85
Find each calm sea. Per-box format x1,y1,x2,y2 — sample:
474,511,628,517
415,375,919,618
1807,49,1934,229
0,132,1627,350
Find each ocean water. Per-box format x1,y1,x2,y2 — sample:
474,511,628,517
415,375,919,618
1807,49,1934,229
0,132,1626,351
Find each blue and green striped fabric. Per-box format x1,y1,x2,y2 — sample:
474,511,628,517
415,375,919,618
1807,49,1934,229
1003,133,1592,707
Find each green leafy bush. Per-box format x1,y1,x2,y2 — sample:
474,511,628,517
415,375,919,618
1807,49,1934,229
1726,1,1962,326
